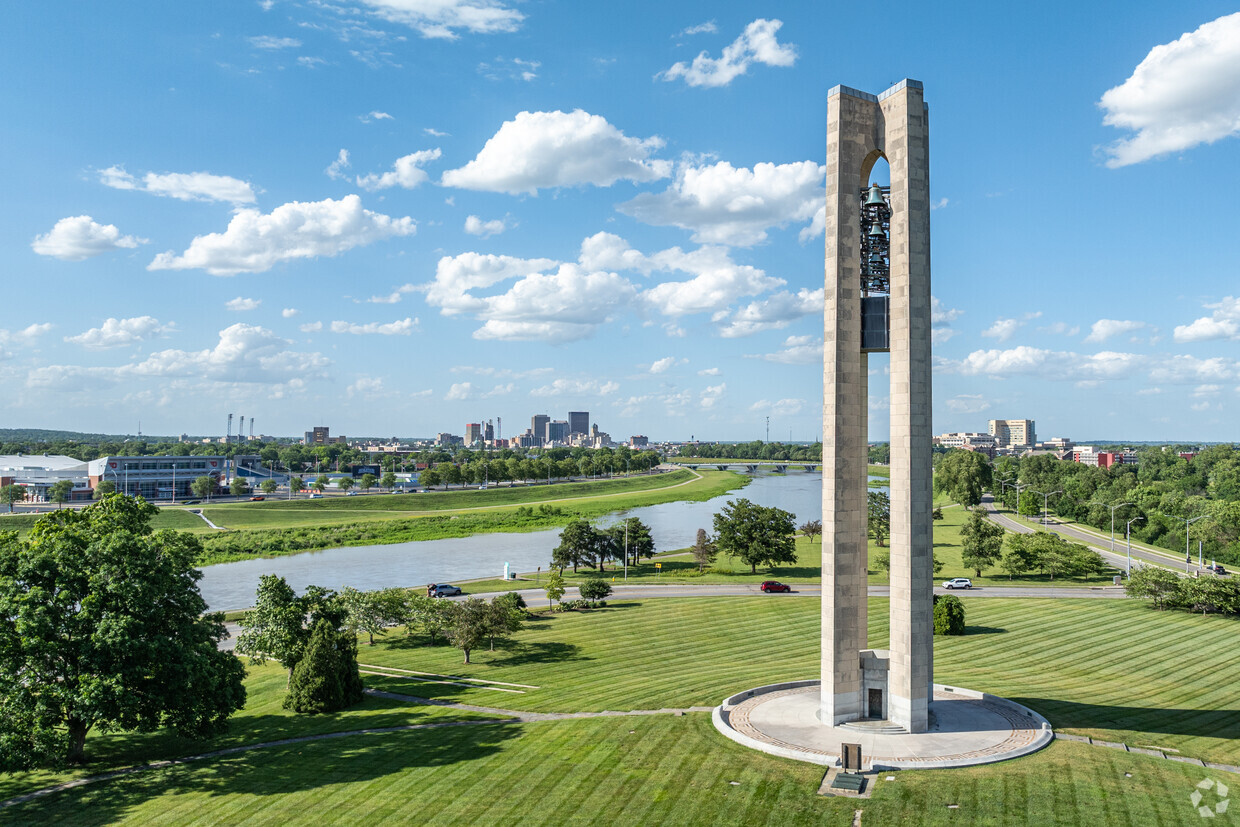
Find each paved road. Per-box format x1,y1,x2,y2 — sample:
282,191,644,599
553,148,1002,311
218,581,1124,651
980,493,1196,575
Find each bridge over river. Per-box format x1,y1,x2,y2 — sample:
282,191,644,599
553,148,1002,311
672,461,819,473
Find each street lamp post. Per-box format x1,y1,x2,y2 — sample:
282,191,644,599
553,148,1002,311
1125,516,1144,578
1174,515,1208,571
1089,502,1134,556
1032,489,1062,526
1010,483,1031,518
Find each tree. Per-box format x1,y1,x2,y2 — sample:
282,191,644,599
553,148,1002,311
290,476,305,493
314,474,330,492
380,471,397,491
236,575,310,681
799,519,822,544
712,498,798,574
932,507,944,521
553,519,604,572
337,476,355,492
419,467,441,489
0,495,246,768
230,476,250,497
190,476,213,499
445,598,490,664
960,509,1006,577
690,528,718,572
261,478,278,496
543,570,566,608
359,473,376,492
933,449,992,507
868,491,890,547
1000,534,1039,579
93,480,116,499
49,479,74,509
607,517,654,567
579,577,612,607
485,595,525,650
283,618,364,714
1,484,27,512
341,587,405,646
933,595,966,635
1124,565,1182,610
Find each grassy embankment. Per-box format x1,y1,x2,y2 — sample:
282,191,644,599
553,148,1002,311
5,596,1237,825
461,495,1117,593
193,470,745,565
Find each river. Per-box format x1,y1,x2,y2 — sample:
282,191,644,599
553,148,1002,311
198,472,865,611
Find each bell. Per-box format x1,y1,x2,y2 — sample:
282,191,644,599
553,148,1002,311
865,183,886,206
868,221,887,239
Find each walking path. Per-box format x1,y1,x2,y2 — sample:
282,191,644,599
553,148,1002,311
188,509,227,531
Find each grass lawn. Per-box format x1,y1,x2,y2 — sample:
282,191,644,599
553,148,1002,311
2,715,1220,826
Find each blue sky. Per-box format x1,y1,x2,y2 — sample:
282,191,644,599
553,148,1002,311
3,1,1239,443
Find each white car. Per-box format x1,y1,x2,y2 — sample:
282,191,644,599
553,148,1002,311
942,578,973,590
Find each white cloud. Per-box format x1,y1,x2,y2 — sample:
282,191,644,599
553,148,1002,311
1038,321,1080,337
478,56,540,82
659,18,796,87
945,394,991,414
329,317,416,335
282,308,299,318
747,334,822,365
425,127,449,137
700,382,726,408
649,356,686,374
422,252,561,314
99,166,257,204
1084,318,1148,343
148,195,415,275
482,382,514,397
930,197,949,210
31,216,146,261
938,346,1238,386
931,295,963,344
799,203,826,243
464,215,508,237
356,148,442,190
1192,384,1222,397
226,297,261,312
299,321,323,333
529,378,619,397
357,0,523,39
0,323,54,357
698,367,720,376
325,149,351,180
127,323,328,383
441,109,670,195
618,159,824,246
718,287,822,337
297,56,326,68
347,376,386,398
1099,13,1240,167
1174,296,1240,342
360,110,394,123
982,318,1022,342
749,397,804,416
679,21,717,36
250,35,301,49
445,381,473,400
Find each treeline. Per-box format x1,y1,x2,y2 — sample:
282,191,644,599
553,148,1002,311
676,441,822,461
419,451,661,487
1125,566,1240,616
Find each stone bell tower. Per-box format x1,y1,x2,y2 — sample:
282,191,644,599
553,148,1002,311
821,79,933,733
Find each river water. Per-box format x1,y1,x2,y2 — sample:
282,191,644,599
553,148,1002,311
199,472,851,611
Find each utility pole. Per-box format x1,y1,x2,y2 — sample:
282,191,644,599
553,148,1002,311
765,416,770,443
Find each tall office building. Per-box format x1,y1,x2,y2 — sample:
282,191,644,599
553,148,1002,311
548,420,569,443
988,419,1036,449
531,414,550,446
568,411,589,436
465,423,482,446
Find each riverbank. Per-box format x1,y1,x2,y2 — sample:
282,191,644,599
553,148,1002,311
197,470,747,566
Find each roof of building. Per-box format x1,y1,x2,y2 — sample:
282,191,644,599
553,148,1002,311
0,454,88,472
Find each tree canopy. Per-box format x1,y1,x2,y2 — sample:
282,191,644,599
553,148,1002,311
712,498,798,574
0,495,245,768
934,449,993,507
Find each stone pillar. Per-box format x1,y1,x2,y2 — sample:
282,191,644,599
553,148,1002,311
822,80,932,733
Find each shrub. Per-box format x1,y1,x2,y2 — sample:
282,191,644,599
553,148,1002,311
933,594,966,635
579,577,612,607
284,619,365,713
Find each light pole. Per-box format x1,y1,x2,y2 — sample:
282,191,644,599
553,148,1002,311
1125,516,1144,578
624,520,629,582
1174,515,1208,570
1011,483,1031,518
996,479,1020,509
1089,501,1133,555
1032,489,1062,526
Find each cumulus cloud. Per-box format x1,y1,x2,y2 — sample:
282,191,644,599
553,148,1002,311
445,382,473,400
325,149,351,180
282,308,299,318
357,0,523,39
226,297,261,312
347,376,386,398
749,397,804,416
700,382,726,408
31,216,146,261
698,367,720,376
0,323,55,357
1038,321,1081,337
945,394,991,414
931,295,963,343
365,284,418,304
299,321,323,333
529,378,619,397
746,334,822,365
649,356,686,374
356,148,442,190
329,317,416,335
1084,318,1148,343
1174,296,1240,342
659,18,796,87
148,195,415,275
938,346,1239,387
464,215,508,237
678,21,717,36
441,109,671,195
1099,13,1240,167
125,323,328,383
99,166,257,204
360,110,394,123
482,382,514,397
718,287,822,337
618,159,824,246
982,318,1021,343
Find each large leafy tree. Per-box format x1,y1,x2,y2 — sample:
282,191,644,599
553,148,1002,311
934,449,993,507
712,498,798,574
867,491,890,547
553,519,604,572
960,509,1006,577
444,598,491,664
0,495,246,768
607,517,655,567
235,576,345,680
49,479,75,509
1,483,27,512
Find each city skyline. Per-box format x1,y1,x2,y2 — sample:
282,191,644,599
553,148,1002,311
4,3,1240,442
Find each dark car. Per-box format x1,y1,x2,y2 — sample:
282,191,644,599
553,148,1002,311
181,499,200,505
1206,564,1228,575
430,584,463,597
760,581,791,593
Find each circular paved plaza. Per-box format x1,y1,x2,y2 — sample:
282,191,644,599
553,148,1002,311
713,681,1053,770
